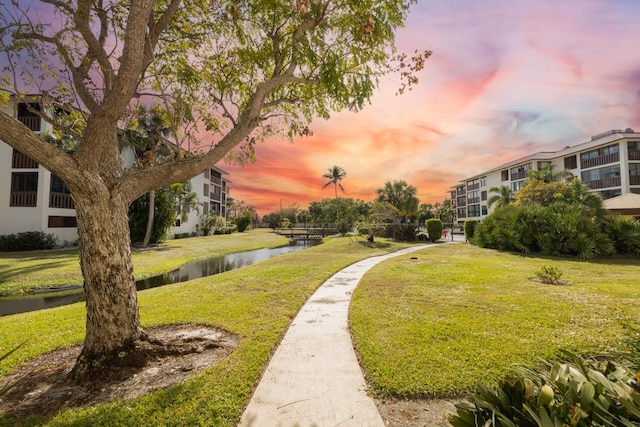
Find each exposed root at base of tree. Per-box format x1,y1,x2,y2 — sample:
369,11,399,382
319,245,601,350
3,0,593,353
0,325,239,420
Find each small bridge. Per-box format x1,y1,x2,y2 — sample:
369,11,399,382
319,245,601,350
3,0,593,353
274,228,337,240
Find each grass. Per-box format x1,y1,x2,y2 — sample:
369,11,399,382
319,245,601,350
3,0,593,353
350,243,640,398
0,235,415,426
0,228,289,296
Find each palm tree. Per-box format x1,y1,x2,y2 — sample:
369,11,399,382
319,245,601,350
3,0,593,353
322,166,347,199
526,163,574,183
375,180,419,222
487,185,514,209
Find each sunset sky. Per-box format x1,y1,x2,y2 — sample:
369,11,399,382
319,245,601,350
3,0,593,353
223,0,640,215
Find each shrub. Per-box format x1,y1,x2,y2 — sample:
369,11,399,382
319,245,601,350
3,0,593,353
0,231,57,251
603,214,640,255
426,218,443,242
235,214,252,232
464,219,479,241
450,355,640,427
534,265,563,285
336,218,353,236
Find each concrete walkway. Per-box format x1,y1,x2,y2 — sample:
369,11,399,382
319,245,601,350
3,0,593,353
238,244,439,427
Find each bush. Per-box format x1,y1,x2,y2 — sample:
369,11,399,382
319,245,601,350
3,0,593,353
426,218,443,242
336,218,353,236
235,214,252,232
0,231,57,251
473,203,615,259
603,214,640,255
450,354,640,427
464,220,479,241
534,265,563,285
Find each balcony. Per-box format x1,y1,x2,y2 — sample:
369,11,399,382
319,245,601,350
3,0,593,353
17,116,41,132
629,150,640,161
468,197,480,204
583,176,621,190
630,175,640,186
210,176,222,185
510,170,527,181
456,199,466,207
10,191,37,207
466,183,480,191
457,212,467,219
49,192,75,209
581,152,619,169
12,151,39,169
210,192,221,202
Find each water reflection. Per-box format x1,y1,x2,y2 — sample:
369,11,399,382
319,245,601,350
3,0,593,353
0,240,319,316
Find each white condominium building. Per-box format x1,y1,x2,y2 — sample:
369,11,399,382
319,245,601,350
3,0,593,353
450,129,640,225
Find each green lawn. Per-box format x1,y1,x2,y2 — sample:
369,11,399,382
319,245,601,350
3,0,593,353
0,228,290,296
0,236,415,426
350,243,640,398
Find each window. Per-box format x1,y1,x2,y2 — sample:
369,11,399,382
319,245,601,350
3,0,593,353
501,170,509,181
48,216,77,228
203,183,209,197
630,164,640,176
629,141,639,151
467,204,480,217
564,155,577,169
17,103,41,132
581,165,620,182
581,144,619,161
12,149,39,169
10,172,38,207
480,176,487,187
599,189,621,200
481,190,487,201
49,174,74,209
482,205,487,215
511,180,525,192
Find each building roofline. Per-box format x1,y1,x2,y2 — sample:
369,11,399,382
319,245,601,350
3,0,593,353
455,129,640,184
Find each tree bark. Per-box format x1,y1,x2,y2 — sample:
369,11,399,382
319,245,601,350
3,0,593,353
69,182,145,380
142,190,155,247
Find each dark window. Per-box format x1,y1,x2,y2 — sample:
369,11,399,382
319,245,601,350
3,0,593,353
482,205,487,215
501,170,509,181
12,149,39,169
49,175,74,209
564,155,577,169
481,191,487,201
10,172,38,207
17,103,42,132
48,216,77,228
203,183,209,197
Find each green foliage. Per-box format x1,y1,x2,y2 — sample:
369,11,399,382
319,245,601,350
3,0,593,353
474,201,615,259
129,188,179,243
515,179,571,207
464,220,479,241
262,212,282,231
375,180,420,222
450,355,640,427
322,165,347,198
426,218,443,242
199,212,226,236
0,231,57,251
307,198,371,225
603,215,640,255
234,213,252,232
280,218,292,229
391,224,418,241
487,185,514,209
336,218,353,236
534,266,563,285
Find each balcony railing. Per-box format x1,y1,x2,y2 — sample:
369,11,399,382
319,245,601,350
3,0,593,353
510,171,527,181
49,192,75,209
584,176,621,190
581,152,619,169
468,197,480,204
629,150,640,161
456,199,466,207
457,212,467,219
10,191,37,207
210,176,222,185
210,192,221,202
17,116,41,132
466,183,480,191
12,151,39,169
630,175,640,186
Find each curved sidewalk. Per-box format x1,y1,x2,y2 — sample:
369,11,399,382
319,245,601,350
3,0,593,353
238,244,437,427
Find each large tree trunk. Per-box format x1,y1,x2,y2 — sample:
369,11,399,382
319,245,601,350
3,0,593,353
69,186,145,380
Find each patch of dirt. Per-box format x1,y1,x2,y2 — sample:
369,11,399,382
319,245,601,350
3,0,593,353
0,325,239,420
375,396,465,427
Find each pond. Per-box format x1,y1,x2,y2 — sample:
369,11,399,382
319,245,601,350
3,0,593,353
0,239,320,317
